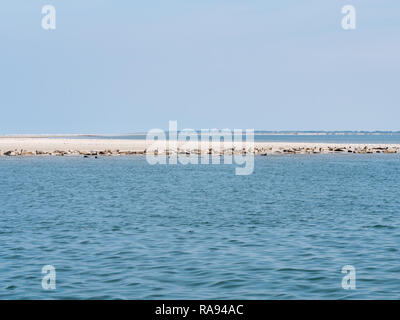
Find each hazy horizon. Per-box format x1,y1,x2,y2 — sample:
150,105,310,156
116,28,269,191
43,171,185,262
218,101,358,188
3,130,400,137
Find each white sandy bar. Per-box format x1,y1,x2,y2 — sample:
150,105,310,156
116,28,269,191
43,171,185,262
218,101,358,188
0,137,399,155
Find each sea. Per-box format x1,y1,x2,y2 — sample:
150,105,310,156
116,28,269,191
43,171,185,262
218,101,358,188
0,134,399,299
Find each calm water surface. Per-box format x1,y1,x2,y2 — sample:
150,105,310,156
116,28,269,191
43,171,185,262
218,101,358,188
0,155,399,299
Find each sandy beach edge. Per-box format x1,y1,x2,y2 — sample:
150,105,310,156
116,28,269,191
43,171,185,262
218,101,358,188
0,137,399,156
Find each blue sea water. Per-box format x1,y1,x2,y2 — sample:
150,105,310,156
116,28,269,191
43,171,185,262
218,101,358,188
0,154,399,299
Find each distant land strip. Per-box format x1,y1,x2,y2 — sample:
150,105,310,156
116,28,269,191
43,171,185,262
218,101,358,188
1,131,400,138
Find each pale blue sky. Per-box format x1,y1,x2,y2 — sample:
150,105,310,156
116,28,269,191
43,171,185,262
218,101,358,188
0,1,399,133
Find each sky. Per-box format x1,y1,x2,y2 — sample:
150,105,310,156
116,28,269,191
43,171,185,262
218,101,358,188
0,1,399,134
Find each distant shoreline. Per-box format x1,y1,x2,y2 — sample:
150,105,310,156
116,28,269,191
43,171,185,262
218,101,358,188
1,131,400,138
